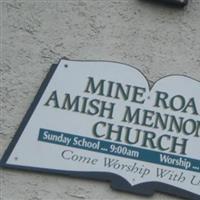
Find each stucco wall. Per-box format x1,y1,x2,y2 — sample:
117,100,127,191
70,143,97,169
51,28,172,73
1,0,200,200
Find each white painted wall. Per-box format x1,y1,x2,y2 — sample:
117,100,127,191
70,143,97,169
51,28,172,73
1,0,200,200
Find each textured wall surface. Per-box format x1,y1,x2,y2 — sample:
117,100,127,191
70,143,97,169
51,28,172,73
0,0,200,200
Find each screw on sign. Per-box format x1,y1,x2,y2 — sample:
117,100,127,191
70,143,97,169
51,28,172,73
148,0,188,7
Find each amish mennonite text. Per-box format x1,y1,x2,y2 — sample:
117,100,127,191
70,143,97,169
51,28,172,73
44,76,200,156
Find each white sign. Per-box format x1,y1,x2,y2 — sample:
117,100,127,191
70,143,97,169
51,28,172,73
1,58,200,200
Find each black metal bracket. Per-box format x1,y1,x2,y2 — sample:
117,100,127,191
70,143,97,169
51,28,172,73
149,0,188,7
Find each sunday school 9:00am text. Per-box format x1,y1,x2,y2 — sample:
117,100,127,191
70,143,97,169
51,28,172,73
40,130,140,159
